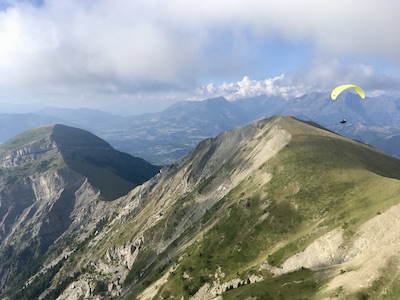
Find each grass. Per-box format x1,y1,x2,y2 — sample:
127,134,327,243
263,135,400,265
0,125,53,152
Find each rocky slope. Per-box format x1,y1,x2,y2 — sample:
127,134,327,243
12,116,400,300
0,124,160,297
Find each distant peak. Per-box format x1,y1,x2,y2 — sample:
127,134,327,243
207,96,229,102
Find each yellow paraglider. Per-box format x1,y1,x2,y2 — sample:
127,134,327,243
331,84,365,100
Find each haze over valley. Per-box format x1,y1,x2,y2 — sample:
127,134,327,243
1,90,400,165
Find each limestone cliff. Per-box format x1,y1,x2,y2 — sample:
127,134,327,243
0,124,160,296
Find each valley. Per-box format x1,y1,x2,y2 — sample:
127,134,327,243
2,92,400,165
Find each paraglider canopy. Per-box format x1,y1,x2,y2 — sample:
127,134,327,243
331,84,365,100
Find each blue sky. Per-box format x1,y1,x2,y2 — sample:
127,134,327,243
0,0,399,114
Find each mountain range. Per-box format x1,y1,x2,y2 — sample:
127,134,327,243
1,116,400,299
1,92,400,165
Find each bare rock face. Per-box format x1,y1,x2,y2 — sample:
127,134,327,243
0,167,109,294
0,169,89,248
0,136,58,169
0,124,160,296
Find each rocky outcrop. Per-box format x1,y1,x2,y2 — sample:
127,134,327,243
93,236,144,279
264,228,344,276
0,137,58,169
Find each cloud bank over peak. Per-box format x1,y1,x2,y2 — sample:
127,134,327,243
196,75,301,100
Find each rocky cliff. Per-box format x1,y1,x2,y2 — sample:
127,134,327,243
0,124,160,297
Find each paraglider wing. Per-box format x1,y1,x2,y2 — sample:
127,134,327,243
331,84,365,100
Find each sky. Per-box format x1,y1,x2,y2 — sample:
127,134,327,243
0,0,400,115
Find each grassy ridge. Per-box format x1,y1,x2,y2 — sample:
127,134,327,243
0,125,53,152
60,117,400,299
148,127,400,298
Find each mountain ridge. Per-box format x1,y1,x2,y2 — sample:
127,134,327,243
9,116,399,299
0,124,161,296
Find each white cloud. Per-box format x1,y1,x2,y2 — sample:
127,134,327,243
0,1,202,90
161,0,400,60
0,0,399,110
196,75,305,100
197,60,400,101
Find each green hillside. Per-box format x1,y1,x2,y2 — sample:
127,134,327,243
121,117,400,299
0,125,53,152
